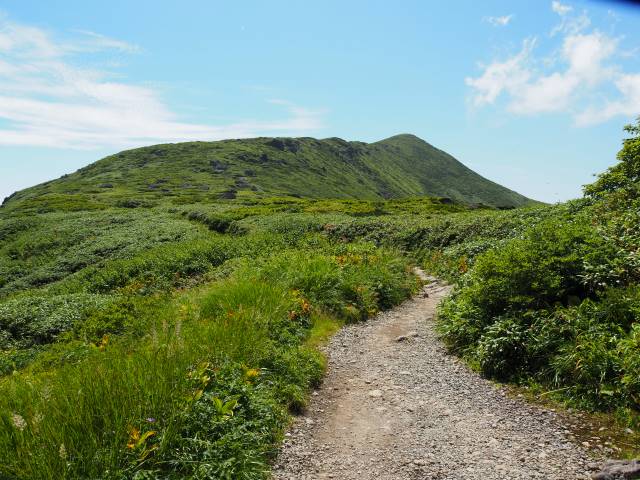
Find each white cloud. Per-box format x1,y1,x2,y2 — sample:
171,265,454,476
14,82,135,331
563,32,617,81
466,4,639,126
552,1,572,16
484,15,514,27
466,38,534,107
509,71,579,114
575,74,640,125
551,12,590,37
70,30,141,53
509,32,617,114
0,17,324,150
550,1,590,37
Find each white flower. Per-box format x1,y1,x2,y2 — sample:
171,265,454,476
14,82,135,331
12,413,26,431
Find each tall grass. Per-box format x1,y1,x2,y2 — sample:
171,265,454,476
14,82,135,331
0,242,416,479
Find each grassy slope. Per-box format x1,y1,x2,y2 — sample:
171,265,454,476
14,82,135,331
0,191,471,480
0,198,466,298
14,128,635,478
1,176,638,475
1,134,533,212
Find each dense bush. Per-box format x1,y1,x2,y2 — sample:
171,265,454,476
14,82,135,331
585,120,640,196
0,209,206,295
0,294,112,350
438,119,640,418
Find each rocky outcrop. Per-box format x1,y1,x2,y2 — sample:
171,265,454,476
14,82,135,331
592,460,640,480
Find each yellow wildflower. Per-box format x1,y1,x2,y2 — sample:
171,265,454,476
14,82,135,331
98,335,109,351
301,299,311,314
127,426,156,450
244,368,260,381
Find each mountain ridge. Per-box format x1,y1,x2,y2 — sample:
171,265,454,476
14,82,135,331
2,134,534,210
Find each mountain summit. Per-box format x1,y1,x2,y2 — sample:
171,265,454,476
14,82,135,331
3,134,532,209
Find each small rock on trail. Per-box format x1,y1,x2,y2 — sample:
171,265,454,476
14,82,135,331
273,275,599,479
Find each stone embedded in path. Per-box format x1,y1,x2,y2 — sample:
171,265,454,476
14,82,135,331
368,389,383,398
591,459,640,480
395,331,419,342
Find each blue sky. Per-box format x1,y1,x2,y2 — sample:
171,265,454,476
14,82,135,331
1,0,639,203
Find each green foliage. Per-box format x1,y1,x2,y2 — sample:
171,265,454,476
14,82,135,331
0,226,415,479
0,197,462,299
437,122,640,420
2,135,533,212
0,184,430,479
0,209,206,295
4,127,639,477
585,118,640,196
318,202,566,282
461,216,600,316
0,294,112,350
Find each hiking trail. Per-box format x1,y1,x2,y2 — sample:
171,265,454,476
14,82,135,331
273,273,598,480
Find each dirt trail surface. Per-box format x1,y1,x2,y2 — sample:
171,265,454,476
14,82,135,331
273,274,598,480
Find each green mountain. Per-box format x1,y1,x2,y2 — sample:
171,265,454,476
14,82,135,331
2,134,532,211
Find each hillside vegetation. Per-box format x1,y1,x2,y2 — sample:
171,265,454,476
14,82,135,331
2,134,532,211
0,188,474,478
436,120,640,433
0,123,638,478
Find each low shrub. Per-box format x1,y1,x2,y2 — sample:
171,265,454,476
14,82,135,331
437,119,640,417
0,294,112,350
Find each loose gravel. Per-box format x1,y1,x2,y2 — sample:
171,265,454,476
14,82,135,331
273,275,600,479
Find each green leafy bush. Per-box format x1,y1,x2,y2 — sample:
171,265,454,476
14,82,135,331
585,118,640,196
437,120,640,418
0,294,111,349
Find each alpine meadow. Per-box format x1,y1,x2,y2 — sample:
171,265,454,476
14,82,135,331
2,1,640,479
0,122,639,478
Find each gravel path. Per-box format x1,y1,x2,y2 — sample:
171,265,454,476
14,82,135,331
273,274,599,479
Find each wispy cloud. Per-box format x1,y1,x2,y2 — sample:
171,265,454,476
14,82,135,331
576,73,640,125
466,38,535,107
70,30,141,53
466,2,640,126
0,16,324,150
484,15,514,27
552,1,572,16
550,1,590,37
